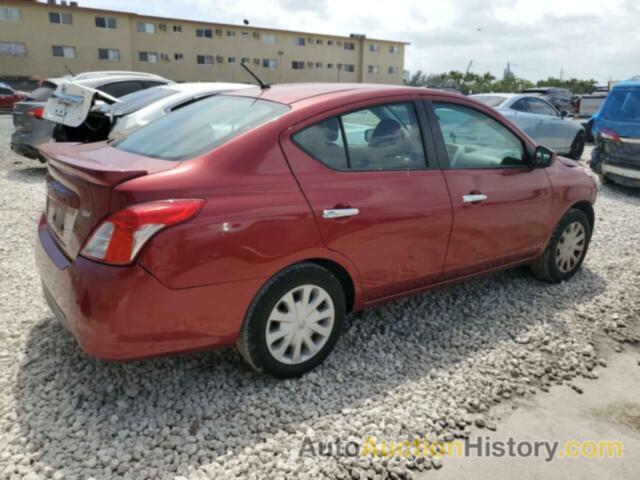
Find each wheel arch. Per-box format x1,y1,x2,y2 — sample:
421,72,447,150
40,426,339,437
304,258,357,313
570,201,595,234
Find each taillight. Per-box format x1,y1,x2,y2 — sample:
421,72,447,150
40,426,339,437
27,107,45,119
600,128,621,143
80,199,204,265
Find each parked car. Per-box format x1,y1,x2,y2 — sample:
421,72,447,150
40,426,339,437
574,87,609,119
45,82,252,143
11,71,173,161
590,78,640,187
36,84,597,378
0,82,28,111
521,87,574,115
471,93,586,159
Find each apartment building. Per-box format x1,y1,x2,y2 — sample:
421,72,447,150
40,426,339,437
0,0,408,84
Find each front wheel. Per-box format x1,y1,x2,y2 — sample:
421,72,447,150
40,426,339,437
531,209,591,283
568,131,586,160
237,263,345,378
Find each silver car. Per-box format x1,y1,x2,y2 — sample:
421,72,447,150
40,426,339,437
471,93,586,160
11,71,173,161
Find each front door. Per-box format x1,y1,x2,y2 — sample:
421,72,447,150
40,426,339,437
281,99,453,301
428,100,553,278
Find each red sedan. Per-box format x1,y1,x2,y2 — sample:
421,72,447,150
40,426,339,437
0,83,27,110
36,84,597,377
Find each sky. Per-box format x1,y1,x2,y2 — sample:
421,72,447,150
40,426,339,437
80,0,639,84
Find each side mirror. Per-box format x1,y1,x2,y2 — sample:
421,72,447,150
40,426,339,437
364,128,374,142
533,146,554,168
560,110,568,119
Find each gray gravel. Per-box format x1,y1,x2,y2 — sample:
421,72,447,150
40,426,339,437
0,115,639,480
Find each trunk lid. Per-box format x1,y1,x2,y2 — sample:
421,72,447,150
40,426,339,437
39,142,178,259
43,81,119,128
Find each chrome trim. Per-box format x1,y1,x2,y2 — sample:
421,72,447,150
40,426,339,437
462,194,488,203
322,208,360,219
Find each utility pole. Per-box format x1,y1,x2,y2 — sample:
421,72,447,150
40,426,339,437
465,60,473,76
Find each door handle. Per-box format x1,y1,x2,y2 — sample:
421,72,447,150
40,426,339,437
462,194,487,203
323,208,359,219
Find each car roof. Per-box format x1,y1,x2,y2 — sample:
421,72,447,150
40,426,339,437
229,83,458,105
163,82,252,95
614,77,640,89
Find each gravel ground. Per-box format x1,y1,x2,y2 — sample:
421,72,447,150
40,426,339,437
0,115,639,480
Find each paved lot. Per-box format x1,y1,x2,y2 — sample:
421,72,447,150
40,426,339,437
0,116,639,480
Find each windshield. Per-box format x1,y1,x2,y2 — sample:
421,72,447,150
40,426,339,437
472,95,508,107
107,86,179,117
601,89,640,122
114,95,290,161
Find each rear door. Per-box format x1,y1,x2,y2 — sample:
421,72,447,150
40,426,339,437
281,97,453,301
526,97,569,150
427,99,553,278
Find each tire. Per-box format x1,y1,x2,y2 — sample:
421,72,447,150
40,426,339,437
568,131,586,160
237,262,345,378
531,209,591,283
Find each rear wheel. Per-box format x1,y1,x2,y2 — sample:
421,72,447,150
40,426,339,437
568,131,586,160
531,209,591,283
237,263,345,378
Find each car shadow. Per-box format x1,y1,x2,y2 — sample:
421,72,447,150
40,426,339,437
600,182,640,203
6,165,47,184
13,266,607,477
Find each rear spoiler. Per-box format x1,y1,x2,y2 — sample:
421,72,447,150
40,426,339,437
39,143,147,187
43,81,120,128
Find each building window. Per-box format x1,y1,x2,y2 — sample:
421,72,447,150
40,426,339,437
262,34,276,45
227,30,236,37
343,64,355,72
389,45,400,53
174,53,184,61
0,7,21,22
197,54,214,65
327,63,334,69
262,58,277,69
253,32,260,39
52,45,76,59
173,25,182,32
137,22,155,34
369,43,380,52
49,12,73,25
344,42,355,50
241,56,250,64
216,55,224,63
307,61,314,68
98,48,120,61
293,37,306,46
368,65,379,74
95,16,117,29
139,51,158,63
315,62,323,68
158,23,168,32
215,28,223,36
241,31,249,39
388,66,400,74
0,42,26,56
327,40,334,46
292,61,305,70
196,28,213,38
316,39,323,45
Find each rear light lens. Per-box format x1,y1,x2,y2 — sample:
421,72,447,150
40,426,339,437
81,199,204,265
27,107,45,119
600,128,621,143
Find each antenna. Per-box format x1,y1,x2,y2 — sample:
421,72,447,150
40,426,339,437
64,64,74,76
241,61,270,89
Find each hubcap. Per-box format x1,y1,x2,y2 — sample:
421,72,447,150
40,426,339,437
265,285,335,365
556,221,586,273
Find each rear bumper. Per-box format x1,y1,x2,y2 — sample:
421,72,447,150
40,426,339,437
10,140,41,160
36,217,265,360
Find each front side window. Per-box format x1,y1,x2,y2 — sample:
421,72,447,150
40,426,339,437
114,96,290,161
527,98,558,116
511,98,530,112
433,102,526,169
293,102,427,171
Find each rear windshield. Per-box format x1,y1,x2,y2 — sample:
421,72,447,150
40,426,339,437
110,86,179,117
114,95,290,160
472,95,508,107
601,89,640,122
27,86,55,102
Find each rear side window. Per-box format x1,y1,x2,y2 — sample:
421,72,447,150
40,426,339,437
114,95,290,161
110,86,178,116
601,89,640,122
99,80,145,98
293,102,427,171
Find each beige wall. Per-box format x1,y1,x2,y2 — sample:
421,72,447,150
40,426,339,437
0,1,406,84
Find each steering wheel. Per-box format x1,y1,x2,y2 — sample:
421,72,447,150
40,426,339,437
446,143,463,167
